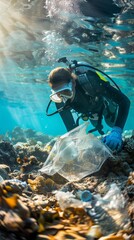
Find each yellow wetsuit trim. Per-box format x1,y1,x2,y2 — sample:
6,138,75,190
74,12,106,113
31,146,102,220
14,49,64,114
96,71,108,82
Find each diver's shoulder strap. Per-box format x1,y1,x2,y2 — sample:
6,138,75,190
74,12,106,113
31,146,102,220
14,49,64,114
77,70,102,98
77,72,95,97
77,68,110,98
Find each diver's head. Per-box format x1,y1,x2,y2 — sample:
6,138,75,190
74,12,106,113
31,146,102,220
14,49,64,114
48,67,76,103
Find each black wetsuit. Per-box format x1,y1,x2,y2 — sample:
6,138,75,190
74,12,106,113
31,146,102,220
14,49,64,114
56,70,130,133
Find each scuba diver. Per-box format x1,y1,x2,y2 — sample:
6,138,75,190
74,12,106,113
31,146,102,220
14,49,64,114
46,57,130,151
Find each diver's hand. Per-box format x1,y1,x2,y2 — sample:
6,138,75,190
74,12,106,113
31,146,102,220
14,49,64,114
102,126,123,151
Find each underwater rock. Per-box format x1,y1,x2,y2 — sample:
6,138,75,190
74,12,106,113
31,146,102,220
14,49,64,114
5,127,53,145
28,176,58,194
3,210,24,231
1,179,27,195
124,135,134,154
10,127,27,143
0,164,10,173
0,141,17,167
17,155,39,174
14,142,49,162
0,165,11,180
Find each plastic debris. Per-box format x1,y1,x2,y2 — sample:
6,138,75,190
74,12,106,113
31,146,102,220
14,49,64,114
0,175,4,182
55,190,84,210
86,183,130,235
95,183,126,210
76,190,92,202
55,183,130,235
40,123,113,181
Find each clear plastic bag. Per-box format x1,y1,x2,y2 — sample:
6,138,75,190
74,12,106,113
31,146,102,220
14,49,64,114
0,175,4,183
55,191,84,209
40,123,113,181
95,183,126,210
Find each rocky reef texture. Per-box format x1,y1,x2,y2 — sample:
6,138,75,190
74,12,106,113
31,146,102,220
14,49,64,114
0,129,133,240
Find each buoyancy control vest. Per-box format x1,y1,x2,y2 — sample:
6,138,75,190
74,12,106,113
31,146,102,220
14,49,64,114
72,65,106,134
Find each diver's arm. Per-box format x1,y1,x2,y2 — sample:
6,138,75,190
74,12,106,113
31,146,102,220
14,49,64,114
85,69,130,151
102,84,130,129
86,70,130,129
56,103,77,131
101,84,130,151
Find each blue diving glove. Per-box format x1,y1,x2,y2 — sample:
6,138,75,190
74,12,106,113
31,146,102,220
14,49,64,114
102,126,123,151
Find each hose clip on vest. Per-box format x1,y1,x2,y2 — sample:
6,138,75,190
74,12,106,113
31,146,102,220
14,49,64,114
58,57,72,68
81,114,89,121
58,57,78,70
81,113,99,121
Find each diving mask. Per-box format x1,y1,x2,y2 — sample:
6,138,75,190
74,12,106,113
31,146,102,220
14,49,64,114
50,82,73,103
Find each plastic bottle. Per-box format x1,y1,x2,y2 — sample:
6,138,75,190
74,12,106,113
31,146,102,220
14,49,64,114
85,184,130,235
76,190,92,202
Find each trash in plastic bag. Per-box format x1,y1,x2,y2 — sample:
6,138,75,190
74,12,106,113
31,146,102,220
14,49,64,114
40,123,113,181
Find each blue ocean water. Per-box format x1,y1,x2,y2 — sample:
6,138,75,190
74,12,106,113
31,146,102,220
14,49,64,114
0,0,133,137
